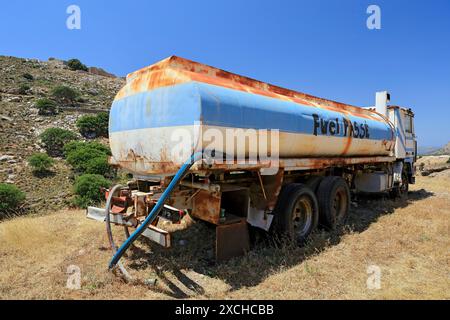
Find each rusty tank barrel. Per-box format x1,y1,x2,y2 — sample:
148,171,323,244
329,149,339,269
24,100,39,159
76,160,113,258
109,56,395,175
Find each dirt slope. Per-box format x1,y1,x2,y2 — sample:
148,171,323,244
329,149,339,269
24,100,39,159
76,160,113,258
0,173,448,300
0,56,125,212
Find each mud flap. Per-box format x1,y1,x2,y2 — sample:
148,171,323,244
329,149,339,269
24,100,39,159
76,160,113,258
216,219,250,262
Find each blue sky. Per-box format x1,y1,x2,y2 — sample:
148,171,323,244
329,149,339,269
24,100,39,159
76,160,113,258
1,0,449,147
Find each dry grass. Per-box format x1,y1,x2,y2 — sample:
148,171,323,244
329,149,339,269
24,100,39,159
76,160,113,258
0,173,449,300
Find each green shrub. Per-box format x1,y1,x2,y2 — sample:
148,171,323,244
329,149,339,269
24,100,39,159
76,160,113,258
63,140,111,158
67,148,108,173
39,128,78,157
73,174,110,208
0,183,26,216
22,73,34,80
35,98,58,115
76,96,88,103
447,157,450,164
18,83,30,95
76,112,109,138
28,153,55,175
51,85,79,105
67,59,88,72
85,156,112,176
76,115,98,138
64,141,112,176
96,112,109,137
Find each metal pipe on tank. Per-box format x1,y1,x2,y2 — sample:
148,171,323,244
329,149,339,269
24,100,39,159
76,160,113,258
376,91,390,117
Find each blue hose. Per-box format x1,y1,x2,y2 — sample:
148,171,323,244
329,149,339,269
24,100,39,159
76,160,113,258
108,151,203,269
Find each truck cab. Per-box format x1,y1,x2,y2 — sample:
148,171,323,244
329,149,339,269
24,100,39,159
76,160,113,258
375,91,417,190
388,106,416,183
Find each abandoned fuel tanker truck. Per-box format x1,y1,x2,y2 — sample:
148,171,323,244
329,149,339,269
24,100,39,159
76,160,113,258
86,56,417,272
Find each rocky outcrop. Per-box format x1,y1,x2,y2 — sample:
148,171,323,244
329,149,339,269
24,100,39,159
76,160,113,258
88,67,116,78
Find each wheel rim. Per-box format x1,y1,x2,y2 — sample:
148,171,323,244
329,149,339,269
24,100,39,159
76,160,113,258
292,196,313,237
333,188,347,222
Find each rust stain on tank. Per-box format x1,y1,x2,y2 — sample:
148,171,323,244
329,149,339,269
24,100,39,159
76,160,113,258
116,56,384,122
341,115,353,156
116,147,181,175
284,156,394,170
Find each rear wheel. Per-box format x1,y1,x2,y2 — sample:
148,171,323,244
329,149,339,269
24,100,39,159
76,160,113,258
273,183,319,244
305,176,323,193
317,176,350,229
400,172,409,195
390,172,409,199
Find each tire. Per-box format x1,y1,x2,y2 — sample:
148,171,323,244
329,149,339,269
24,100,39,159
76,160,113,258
317,176,350,230
273,183,319,244
305,176,323,193
390,172,409,199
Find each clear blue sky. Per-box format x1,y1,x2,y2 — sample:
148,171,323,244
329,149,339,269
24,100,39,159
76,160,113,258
1,0,449,147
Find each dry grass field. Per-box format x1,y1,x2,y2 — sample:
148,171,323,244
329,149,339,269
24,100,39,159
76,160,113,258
0,172,449,300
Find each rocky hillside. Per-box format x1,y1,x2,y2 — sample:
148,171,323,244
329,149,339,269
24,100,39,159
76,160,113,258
0,56,125,213
433,142,450,155
418,142,450,156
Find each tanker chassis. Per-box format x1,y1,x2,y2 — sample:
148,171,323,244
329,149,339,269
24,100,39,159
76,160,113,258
87,57,417,269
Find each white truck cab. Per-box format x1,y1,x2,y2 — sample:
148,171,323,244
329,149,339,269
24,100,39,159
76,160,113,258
375,91,417,186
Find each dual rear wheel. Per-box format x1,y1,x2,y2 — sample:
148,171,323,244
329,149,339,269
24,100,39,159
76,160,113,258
273,183,318,244
273,176,350,243
317,176,351,229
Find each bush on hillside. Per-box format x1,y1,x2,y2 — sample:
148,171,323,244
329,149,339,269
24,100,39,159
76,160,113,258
63,140,111,157
95,112,109,137
39,128,78,157
67,58,88,72
66,148,109,174
28,153,55,176
35,98,58,116
51,85,79,105
64,141,113,177
18,83,30,95
72,174,110,208
76,112,109,138
84,156,112,176
22,73,34,81
75,115,99,139
0,183,26,216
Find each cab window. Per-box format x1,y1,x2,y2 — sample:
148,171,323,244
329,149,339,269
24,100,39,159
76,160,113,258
404,115,413,133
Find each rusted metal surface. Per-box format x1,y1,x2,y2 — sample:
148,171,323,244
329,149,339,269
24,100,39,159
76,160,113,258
110,56,396,176
281,156,396,171
262,169,284,210
191,189,221,224
118,56,381,121
199,156,395,172
111,155,397,179
166,189,195,210
179,181,220,193
216,219,250,262
104,188,133,214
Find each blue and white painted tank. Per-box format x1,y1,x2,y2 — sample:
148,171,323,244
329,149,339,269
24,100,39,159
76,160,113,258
109,56,395,175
